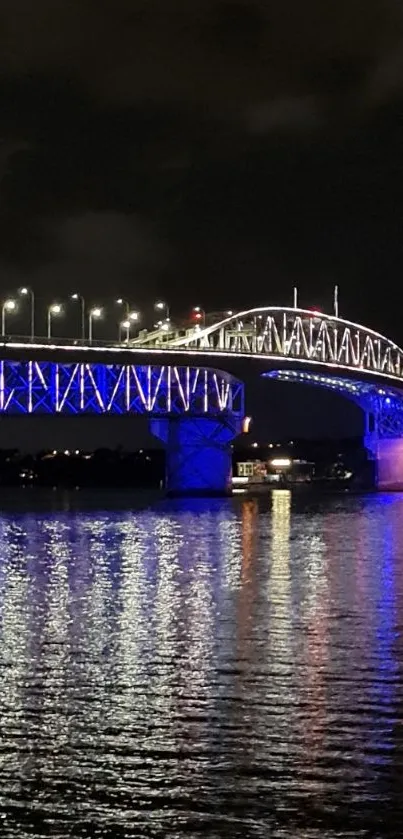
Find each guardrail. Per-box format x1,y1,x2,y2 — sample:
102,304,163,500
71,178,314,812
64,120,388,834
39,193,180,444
0,333,194,351
0,335,125,348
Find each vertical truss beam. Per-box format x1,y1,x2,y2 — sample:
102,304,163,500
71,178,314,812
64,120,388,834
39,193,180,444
169,309,403,383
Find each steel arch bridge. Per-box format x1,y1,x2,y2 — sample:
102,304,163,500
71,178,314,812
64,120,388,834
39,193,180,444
138,307,403,385
1,305,403,491
130,305,403,490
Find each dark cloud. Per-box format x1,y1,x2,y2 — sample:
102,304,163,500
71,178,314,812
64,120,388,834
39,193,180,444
0,1,402,340
1,0,402,112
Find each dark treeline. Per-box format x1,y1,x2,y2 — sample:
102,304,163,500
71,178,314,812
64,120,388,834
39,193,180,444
0,449,165,488
0,438,369,489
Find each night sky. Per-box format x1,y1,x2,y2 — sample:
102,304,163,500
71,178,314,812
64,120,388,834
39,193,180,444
1,0,403,444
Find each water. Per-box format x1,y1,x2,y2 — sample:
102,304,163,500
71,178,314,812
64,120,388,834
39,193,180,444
0,489,403,838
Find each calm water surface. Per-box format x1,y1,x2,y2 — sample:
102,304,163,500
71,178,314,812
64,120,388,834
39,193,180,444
0,489,403,838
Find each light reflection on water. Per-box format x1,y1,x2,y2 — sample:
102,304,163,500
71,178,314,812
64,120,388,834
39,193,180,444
0,491,402,836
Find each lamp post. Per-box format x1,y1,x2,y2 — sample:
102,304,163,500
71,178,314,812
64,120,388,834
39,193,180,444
88,307,102,344
1,299,16,337
119,319,131,343
47,304,63,339
19,287,35,340
119,311,139,343
116,298,130,319
71,293,85,340
155,300,170,321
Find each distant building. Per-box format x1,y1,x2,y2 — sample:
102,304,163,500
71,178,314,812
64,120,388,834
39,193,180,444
234,457,315,485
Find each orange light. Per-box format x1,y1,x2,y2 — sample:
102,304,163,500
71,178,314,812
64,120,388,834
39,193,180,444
242,416,252,433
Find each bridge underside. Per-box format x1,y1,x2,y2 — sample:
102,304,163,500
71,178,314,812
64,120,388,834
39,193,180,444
266,370,403,491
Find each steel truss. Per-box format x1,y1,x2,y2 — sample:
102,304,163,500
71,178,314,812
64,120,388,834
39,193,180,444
267,370,403,439
158,308,403,382
0,361,244,418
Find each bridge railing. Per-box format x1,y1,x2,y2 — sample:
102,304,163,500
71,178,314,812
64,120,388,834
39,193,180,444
0,335,123,349
0,333,187,350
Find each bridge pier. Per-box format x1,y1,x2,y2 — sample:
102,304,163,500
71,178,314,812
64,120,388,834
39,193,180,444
365,437,403,491
364,397,403,490
150,416,242,496
377,439,403,491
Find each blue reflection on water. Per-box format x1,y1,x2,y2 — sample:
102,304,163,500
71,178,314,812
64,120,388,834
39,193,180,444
0,491,401,836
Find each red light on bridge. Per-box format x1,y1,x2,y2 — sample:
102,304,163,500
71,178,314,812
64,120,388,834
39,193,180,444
190,307,204,322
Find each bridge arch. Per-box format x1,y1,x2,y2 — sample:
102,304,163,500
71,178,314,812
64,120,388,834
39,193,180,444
151,307,403,386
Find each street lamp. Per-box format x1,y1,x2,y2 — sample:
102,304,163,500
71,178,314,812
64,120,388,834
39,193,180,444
119,311,140,342
47,303,62,339
116,298,130,319
1,299,16,337
88,307,102,344
71,293,85,340
155,300,170,320
119,319,131,343
19,287,35,340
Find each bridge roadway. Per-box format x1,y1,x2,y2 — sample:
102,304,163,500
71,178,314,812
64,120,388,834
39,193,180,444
1,303,403,492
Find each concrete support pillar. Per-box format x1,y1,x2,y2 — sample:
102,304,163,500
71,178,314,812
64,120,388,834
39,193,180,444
364,400,403,490
150,415,241,496
367,437,403,491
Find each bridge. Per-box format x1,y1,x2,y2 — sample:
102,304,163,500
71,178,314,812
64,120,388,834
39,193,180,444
1,306,403,492
133,306,403,491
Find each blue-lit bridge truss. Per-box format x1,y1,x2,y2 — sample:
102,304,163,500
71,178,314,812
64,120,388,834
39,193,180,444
266,370,403,439
0,361,244,417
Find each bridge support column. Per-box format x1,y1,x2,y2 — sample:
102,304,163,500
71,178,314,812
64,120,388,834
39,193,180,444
364,398,403,490
366,437,403,491
150,416,241,496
